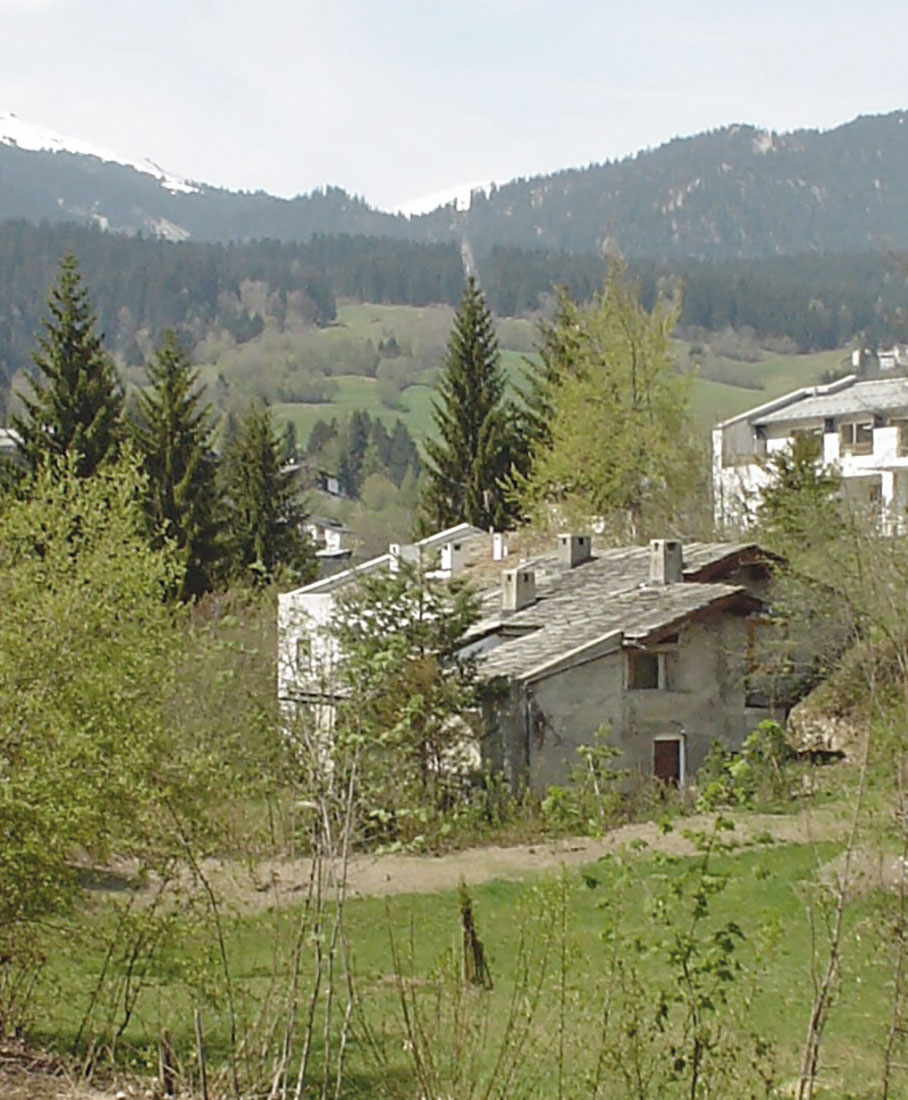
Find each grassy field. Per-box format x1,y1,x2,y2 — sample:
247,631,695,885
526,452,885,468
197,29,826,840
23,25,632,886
33,829,899,1097
245,302,852,448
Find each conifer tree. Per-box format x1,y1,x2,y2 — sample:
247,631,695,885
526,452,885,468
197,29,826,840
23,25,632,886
222,404,316,584
421,276,517,531
132,330,221,600
14,253,123,478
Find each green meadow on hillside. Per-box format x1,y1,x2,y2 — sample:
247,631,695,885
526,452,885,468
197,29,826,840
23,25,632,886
197,300,851,446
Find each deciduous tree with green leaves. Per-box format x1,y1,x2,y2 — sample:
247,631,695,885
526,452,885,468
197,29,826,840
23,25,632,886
0,457,183,955
131,330,222,600
421,276,519,532
13,253,123,478
222,403,316,585
517,264,697,537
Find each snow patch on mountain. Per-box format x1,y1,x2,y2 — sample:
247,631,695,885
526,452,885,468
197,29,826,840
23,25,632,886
0,110,198,194
393,180,494,217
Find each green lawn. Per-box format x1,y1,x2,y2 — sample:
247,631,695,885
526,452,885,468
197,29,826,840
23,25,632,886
34,835,899,1097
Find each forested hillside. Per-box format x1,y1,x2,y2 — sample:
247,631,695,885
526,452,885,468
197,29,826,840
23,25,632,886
0,221,464,400
7,111,908,262
449,112,908,260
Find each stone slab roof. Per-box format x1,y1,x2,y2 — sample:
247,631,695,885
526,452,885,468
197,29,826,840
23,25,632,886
476,582,756,682
756,377,908,426
468,541,760,628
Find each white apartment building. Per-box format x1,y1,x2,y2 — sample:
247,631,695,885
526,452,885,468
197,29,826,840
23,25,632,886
712,375,908,530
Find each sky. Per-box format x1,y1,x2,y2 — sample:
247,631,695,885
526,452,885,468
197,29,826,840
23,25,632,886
2,0,907,213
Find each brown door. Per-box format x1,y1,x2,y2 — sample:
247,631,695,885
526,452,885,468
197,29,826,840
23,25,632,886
653,739,681,785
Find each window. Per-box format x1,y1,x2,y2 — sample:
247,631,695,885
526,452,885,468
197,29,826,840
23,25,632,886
295,636,311,671
840,421,873,455
628,652,659,689
628,637,680,691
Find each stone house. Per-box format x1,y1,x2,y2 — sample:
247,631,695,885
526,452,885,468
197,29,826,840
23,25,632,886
468,537,795,789
278,529,824,791
713,375,908,530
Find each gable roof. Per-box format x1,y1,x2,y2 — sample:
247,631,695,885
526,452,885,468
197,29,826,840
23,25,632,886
755,376,908,426
470,541,768,684
477,583,759,683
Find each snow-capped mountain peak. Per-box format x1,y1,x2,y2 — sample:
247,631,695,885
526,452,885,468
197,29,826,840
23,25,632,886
0,110,198,195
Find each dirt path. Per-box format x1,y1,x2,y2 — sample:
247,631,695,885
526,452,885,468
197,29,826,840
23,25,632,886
203,805,846,912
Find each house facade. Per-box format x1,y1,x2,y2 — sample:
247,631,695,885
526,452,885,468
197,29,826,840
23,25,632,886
278,529,821,790
713,375,908,530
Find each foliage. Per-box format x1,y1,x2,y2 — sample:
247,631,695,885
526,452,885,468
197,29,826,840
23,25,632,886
12,253,123,478
517,262,699,536
696,722,794,812
221,403,316,585
756,433,843,562
421,276,520,531
540,729,625,836
302,407,421,497
0,457,185,994
131,330,222,599
329,562,481,843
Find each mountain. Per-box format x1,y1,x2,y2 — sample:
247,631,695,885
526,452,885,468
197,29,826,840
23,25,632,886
448,112,908,261
4,110,908,260
0,111,410,243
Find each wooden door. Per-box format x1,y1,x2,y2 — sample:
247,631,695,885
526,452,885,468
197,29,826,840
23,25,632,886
653,739,681,785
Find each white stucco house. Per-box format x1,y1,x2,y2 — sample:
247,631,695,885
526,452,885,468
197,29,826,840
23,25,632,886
713,374,908,530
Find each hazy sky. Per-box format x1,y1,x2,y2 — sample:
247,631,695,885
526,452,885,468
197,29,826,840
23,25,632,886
2,0,906,211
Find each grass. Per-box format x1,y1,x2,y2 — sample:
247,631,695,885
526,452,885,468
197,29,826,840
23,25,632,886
255,302,854,447
687,346,849,428
30,833,900,1096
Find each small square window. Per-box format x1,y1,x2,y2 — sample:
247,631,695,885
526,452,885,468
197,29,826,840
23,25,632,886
628,652,660,690
840,421,873,454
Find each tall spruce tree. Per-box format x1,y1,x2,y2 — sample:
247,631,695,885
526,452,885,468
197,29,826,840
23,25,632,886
132,330,221,600
13,254,123,478
421,276,517,531
222,404,316,584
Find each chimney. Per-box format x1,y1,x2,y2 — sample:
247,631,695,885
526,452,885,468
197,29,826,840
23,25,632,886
389,542,420,573
502,566,536,612
440,539,468,575
649,539,683,585
558,533,592,568
492,531,509,562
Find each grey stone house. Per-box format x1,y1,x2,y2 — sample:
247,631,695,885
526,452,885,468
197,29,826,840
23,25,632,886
465,537,786,789
278,530,824,791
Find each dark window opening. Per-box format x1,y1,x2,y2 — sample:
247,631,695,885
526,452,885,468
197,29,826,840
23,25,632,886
628,652,659,690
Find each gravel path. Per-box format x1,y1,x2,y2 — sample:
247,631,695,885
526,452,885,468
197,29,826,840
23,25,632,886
202,805,846,911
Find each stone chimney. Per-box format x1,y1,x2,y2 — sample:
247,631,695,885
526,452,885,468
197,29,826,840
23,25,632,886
558,533,592,568
440,539,468,575
649,539,683,585
502,566,536,612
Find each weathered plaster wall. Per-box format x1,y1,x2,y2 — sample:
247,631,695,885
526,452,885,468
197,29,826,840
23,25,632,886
505,616,767,790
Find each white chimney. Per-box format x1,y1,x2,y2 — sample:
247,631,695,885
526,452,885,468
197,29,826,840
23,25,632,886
649,539,683,585
502,567,536,612
389,542,420,573
558,533,592,568
492,531,509,562
440,540,468,575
